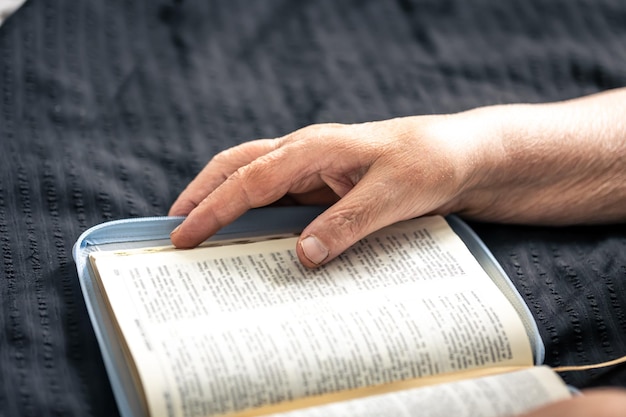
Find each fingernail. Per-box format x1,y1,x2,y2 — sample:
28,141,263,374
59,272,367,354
300,235,329,265
170,225,181,237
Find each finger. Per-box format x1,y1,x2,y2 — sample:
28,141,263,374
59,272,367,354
168,139,280,216
295,170,416,268
170,136,341,248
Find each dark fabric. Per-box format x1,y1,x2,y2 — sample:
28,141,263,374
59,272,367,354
1,1,625,416
470,222,626,388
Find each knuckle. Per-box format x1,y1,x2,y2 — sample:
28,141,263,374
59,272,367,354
325,206,371,241
226,158,280,206
210,146,235,165
208,149,240,180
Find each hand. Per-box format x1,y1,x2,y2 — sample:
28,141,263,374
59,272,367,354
169,88,626,267
517,389,626,417
169,114,495,267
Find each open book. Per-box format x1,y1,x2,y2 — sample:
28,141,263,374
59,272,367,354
73,207,573,417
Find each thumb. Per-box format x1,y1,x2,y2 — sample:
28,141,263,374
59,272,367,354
295,179,407,268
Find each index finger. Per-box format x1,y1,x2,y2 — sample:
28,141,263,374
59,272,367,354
169,140,324,248
168,138,280,216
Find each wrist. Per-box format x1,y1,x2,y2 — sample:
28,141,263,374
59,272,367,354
421,106,511,218
448,97,626,225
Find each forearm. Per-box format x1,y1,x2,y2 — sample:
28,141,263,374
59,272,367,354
455,88,626,225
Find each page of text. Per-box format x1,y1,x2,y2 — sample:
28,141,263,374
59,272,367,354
257,367,571,417
90,215,535,417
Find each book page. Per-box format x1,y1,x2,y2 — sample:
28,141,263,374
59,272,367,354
90,215,535,417
251,366,572,417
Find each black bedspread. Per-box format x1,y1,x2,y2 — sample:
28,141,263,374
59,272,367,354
1,1,625,416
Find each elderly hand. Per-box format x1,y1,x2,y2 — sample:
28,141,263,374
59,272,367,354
169,112,498,267
169,88,626,267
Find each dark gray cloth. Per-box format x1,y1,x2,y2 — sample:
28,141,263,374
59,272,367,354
0,1,625,416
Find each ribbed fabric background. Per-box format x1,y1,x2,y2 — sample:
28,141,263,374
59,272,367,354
0,1,625,416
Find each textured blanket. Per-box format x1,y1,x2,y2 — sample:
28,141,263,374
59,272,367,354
1,1,625,416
